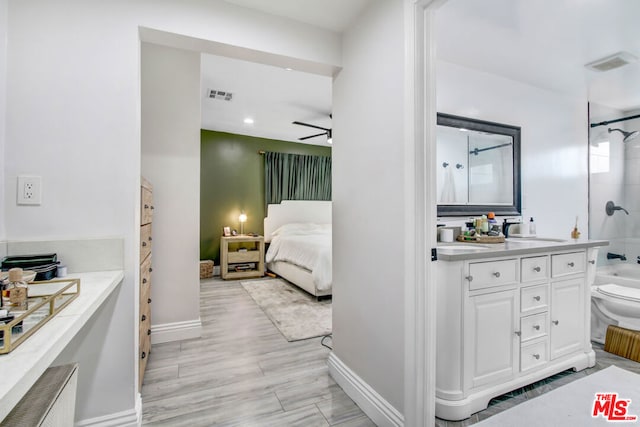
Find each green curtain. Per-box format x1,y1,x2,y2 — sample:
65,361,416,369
265,151,331,206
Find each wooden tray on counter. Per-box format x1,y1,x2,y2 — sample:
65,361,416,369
457,234,505,244
0,278,80,354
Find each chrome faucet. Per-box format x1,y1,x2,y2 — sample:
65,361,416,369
607,252,627,261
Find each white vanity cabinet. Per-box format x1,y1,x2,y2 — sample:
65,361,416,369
436,248,596,421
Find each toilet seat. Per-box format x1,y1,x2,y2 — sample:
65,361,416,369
596,284,640,303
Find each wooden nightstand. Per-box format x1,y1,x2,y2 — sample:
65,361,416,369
220,235,265,279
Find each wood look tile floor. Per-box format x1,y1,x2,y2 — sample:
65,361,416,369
436,343,640,426
141,277,375,427
142,277,640,426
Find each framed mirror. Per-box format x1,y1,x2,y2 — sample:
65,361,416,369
437,113,521,216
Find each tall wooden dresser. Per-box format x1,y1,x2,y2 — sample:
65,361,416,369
139,177,154,389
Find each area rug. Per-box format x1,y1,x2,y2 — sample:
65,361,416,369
475,366,640,426
240,278,331,341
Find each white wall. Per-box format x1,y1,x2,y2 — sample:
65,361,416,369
437,61,589,239
4,0,341,423
624,110,640,261
141,42,201,341
0,0,6,240
332,0,405,413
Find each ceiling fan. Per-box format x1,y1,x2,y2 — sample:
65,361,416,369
292,117,332,144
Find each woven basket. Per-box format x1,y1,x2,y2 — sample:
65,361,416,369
604,325,640,363
199,260,214,279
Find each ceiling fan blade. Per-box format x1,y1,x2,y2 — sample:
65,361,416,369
292,121,330,132
299,132,327,141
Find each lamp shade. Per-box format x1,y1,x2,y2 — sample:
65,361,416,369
239,212,247,223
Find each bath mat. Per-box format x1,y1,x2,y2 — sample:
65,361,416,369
240,279,331,341
474,366,640,426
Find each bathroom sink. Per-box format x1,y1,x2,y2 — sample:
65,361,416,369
438,244,490,251
506,237,567,243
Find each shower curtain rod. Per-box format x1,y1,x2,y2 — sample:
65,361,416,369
469,142,512,156
590,113,640,128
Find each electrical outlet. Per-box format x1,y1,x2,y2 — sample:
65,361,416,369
17,176,42,205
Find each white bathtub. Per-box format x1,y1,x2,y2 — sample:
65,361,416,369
591,263,640,343
594,263,640,289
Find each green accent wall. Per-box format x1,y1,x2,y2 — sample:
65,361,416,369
200,130,332,263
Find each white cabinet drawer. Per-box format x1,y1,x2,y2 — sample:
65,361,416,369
521,256,548,283
551,252,585,277
521,283,549,314
520,312,548,342
520,339,548,372
468,259,518,290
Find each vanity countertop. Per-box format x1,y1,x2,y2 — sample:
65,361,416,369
0,270,124,423
437,237,609,261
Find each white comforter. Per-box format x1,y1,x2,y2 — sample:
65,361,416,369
265,223,332,291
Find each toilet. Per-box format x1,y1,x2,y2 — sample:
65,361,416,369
591,283,640,344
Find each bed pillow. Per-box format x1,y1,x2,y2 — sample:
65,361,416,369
271,222,330,237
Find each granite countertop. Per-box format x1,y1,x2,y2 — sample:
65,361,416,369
437,237,609,261
0,270,124,422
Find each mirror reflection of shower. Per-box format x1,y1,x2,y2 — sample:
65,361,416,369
608,127,639,143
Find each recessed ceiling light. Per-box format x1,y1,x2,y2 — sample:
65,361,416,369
244,118,254,124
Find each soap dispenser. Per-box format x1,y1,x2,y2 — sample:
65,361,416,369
529,217,536,235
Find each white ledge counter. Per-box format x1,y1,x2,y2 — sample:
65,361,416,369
437,237,608,261
0,270,124,422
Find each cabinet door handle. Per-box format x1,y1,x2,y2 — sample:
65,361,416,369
142,242,147,247
533,353,540,360
533,296,541,301
148,298,152,304
533,266,541,272
147,329,151,336
589,260,596,264
465,275,473,282
142,278,147,284
141,351,146,359
149,236,152,241
141,314,147,321
567,262,575,267
144,204,149,209
149,267,153,273
493,271,501,278
552,320,559,325
533,325,540,330
514,331,521,337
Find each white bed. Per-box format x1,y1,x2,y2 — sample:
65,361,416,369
264,200,332,297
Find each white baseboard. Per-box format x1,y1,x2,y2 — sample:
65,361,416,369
150,318,202,344
328,353,404,427
75,394,141,427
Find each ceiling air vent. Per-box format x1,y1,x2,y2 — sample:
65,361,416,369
208,89,233,101
585,51,638,72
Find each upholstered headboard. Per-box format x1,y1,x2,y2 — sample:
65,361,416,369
263,200,332,243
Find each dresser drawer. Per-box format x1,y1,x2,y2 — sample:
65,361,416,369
140,223,152,261
521,256,548,283
521,283,549,314
468,259,518,290
520,312,548,342
520,339,548,372
141,186,154,225
551,252,584,277
228,250,261,263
